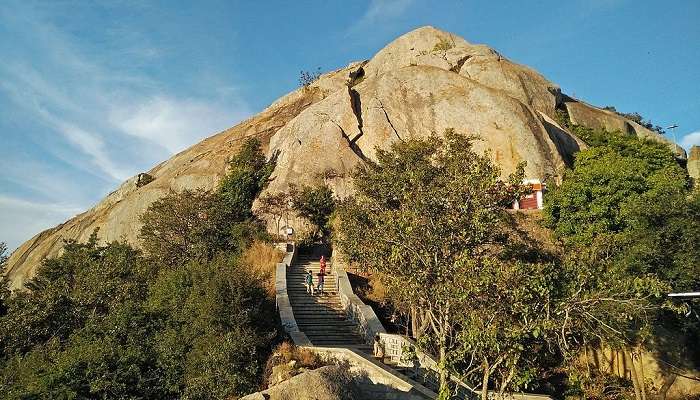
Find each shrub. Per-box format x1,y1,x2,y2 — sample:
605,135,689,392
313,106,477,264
298,68,322,88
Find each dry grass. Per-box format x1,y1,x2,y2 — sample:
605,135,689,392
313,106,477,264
262,341,325,388
241,240,284,296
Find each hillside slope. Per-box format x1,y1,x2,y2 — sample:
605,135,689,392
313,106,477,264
4,26,685,289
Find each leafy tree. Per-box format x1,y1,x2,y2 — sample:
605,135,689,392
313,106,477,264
258,192,293,238
291,184,336,242
140,189,220,266
147,255,275,399
544,132,697,399
217,137,276,222
0,137,281,399
337,130,534,398
544,132,697,289
140,138,275,266
337,130,671,399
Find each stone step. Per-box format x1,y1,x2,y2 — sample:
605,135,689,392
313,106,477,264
292,312,347,318
289,300,340,305
297,321,357,327
289,302,343,308
288,291,338,296
292,303,345,315
294,317,351,323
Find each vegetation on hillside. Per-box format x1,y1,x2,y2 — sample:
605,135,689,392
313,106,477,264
545,129,700,399
336,130,691,400
0,139,281,400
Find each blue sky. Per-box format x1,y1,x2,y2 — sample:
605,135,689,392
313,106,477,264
1,0,699,251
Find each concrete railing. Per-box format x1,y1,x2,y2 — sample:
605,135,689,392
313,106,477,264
335,267,387,345
380,333,552,400
274,242,311,346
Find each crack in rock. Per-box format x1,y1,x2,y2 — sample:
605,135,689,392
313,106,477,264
329,118,369,162
375,99,403,141
450,55,471,73
348,86,364,139
314,110,369,162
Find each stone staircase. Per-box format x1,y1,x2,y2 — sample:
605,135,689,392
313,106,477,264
287,254,369,348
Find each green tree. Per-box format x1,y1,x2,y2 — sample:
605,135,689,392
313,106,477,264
0,137,281,399
140,138,275,266
258,191,293,239
139,189,220,266
291,184,336,242
337,130,534,398
544,132,696,399
218,137,276,222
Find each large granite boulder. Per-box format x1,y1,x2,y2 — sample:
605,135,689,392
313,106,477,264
564,100,686,159
2,25,683,289
240,365,359,400
363,26,562,119
264,64,584,199
689,146,700,187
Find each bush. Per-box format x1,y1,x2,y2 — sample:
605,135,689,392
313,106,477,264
298,68,322,88
0,138,282,399
290,184,336,243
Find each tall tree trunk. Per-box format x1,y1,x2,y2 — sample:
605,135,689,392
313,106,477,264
634,346,647,400
657,373,676,400
625,347,643,400
481,359,490,400
411,306,418,338
438,313,449,399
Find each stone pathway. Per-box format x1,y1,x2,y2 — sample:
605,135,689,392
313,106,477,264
287,254,369,348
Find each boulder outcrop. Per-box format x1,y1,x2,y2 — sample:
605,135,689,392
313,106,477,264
3,25,685,289
689,146,700,187
564,100,686,158
240,365,359,400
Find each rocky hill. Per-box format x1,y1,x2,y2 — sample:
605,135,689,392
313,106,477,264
4,26,686,290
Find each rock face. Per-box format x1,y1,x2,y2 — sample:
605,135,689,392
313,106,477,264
564,100,686,158
689,146,700,188
3,26,685,289
240,365,359,400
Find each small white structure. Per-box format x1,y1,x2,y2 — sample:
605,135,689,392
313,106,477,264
512,179,545,210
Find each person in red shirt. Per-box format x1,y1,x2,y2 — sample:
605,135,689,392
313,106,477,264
319,255,327,275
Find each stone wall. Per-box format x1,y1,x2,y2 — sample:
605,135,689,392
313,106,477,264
274,242,311,346
335,267,387,344
688,146,700,188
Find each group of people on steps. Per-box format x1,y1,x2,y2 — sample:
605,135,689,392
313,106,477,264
304,255,328,296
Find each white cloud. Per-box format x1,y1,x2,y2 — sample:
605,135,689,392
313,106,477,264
680,131,700,150
0,3,251,252
363,0,413,22
110,95,250,154
348,0,414,35
0,195,84,251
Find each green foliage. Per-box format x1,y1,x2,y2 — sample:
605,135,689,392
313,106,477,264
0,140,280,399
218,137,277,222
544,130,698,396
544,132,696,288
337,130,535,397
337,130,675,397
291,184,336,242
140,137,275,266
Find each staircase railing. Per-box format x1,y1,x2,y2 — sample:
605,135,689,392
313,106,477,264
333,257,552,400
335,267,387,345
274,242,311,346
